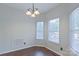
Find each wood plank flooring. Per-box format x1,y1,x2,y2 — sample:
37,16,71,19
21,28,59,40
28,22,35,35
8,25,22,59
0,46,60,56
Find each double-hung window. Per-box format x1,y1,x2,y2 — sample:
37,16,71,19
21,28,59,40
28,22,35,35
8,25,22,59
48,18,59,43
36,22,44,39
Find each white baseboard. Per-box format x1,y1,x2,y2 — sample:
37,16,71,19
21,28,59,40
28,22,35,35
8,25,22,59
0,45,63,56
44,47,63,56
70,48,79,56
0,45,35,55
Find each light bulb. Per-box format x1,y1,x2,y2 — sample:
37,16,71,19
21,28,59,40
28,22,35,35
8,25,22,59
31,13,36,17
26,10,31,15
34,10,40,15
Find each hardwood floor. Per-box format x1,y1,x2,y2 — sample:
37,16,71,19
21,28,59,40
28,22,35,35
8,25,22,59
0,46,60,56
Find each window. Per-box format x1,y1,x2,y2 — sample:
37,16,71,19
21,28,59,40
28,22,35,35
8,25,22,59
70,7,79,52
48,18,59,43
36,22,44,39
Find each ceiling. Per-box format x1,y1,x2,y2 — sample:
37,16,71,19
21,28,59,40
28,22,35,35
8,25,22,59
3,3,59,14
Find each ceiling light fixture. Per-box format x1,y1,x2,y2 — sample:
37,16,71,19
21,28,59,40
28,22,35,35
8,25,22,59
26,3,40,17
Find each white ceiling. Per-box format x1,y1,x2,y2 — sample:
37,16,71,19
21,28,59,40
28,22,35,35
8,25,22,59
3,3,59,14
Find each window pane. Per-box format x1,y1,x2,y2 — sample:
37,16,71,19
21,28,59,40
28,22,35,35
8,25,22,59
48,18,59,43
70,7,79,52
36,22,44,39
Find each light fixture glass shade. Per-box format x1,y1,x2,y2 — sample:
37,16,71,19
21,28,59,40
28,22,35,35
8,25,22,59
34,10,40,15
26,10,31,15
31,13,36,17
26,4,40,17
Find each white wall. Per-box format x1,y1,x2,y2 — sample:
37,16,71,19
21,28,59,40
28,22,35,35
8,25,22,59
0,3,79,56
0,4,35,54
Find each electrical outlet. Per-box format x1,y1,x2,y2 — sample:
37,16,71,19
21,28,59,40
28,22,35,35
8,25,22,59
24,42,26,45
60,47,63,51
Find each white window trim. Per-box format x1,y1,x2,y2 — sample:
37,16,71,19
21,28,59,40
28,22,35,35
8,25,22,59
48,18,59,44
35,21,45,40
70,7,79,53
